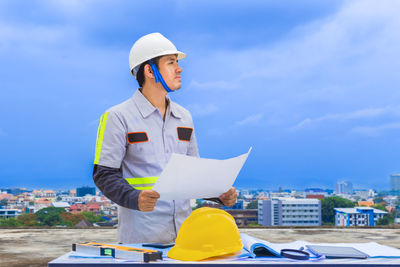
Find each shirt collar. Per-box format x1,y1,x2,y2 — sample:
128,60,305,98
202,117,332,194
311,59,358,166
168,98,182,119
132,89,157,118
132,89,182,119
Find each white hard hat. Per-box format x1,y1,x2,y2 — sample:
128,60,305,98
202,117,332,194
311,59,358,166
129,32,186,77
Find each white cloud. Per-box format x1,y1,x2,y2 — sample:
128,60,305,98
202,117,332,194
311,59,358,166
206,112,264,136
0,1,100,53
349,122,400,137
235,113,263,126
3,0,400,141
188,80,238,91
291,106,400,130
88,118,100,127
182,0,400,145
0,21,76,53
187,103,219,117
238,0,400,81
46,0,88,13
189,0,400,109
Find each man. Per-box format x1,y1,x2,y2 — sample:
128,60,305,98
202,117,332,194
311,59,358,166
93,33,237,244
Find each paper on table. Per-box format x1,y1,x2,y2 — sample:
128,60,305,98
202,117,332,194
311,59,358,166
152,147,252,200
240,233,400,258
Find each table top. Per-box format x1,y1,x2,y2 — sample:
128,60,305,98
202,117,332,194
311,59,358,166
48,251,400,267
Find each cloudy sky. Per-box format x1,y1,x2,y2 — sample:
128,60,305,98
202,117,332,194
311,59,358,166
1,0,399,190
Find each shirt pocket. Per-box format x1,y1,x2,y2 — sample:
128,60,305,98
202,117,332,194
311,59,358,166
126,132,156,162
175,139,190,155
175,127,193,155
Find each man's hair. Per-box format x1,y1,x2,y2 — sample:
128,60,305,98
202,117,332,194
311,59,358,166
136,56,161,87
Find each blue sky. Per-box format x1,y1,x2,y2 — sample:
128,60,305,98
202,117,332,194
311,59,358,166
1,0,400,191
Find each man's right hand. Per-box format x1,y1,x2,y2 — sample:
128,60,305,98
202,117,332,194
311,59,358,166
138,190,160,212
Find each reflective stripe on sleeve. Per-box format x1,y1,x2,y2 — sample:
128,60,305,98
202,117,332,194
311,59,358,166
133,186,155,190
125,177,159,184
94,112,109,164
125,177,159,190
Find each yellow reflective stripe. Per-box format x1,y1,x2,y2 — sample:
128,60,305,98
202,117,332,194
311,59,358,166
94,112,109,164
125,177,159,185
133,186,154,190
133,183,155,188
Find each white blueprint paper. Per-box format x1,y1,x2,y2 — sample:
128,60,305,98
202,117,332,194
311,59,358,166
153,147,252,200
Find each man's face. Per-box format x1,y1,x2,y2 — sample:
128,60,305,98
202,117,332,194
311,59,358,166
158,54,182,91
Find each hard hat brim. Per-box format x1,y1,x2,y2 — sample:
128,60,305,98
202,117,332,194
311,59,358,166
168,244,243,261
131,50,186,76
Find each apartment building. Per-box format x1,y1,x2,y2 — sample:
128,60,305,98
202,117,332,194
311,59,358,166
258,198,321,226
334,207,387,226
0,209,21,219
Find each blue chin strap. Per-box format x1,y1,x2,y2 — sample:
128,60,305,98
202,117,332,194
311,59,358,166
149,59,173,93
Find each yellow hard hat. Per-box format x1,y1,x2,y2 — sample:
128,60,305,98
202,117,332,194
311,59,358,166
167,207,242,261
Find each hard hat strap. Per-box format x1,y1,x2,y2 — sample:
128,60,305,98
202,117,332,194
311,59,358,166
149,59,173,93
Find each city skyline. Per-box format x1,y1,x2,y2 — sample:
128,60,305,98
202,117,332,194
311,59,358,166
1,1,400,189
0,182,393,192
1,174,397,191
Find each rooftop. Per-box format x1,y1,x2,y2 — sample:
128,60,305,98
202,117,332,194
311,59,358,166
1,227,399,266
335,207,388,214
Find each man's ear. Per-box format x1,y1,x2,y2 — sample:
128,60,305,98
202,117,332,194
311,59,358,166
144,64,154,79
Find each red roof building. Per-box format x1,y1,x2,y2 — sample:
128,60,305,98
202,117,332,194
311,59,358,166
69,203,100,214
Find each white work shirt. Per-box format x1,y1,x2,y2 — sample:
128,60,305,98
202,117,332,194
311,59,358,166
96,89,199,243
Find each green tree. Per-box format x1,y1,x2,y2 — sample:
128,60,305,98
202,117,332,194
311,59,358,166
247,223,261,227
82,212,105,223
192,199,202,210
61,212,85,226
246,200,258,209
35,207,65,226
17,214,39,226
0,217,21,226
372,204,387,212
373,196,386,205
321,196,355,225
376,213,395,226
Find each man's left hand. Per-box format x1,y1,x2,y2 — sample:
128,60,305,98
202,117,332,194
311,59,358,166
219,187,238,207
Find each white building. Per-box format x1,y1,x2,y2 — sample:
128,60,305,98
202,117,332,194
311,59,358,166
51,202,70,209
354,190,370,200
335,207,387,227
336,181,353,194
0,209,21,219
304,188,328,198
269,192,291,199
61,196,85,204
390,174,400,192
383,195,398,206
258,198,321,226
395,211,400,225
